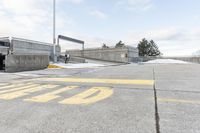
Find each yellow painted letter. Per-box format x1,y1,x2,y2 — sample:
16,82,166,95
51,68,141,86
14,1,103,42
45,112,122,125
25,86,78,103
59,87,113,105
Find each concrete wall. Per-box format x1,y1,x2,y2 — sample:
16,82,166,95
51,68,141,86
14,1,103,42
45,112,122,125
11,38,61,61
0,46,9,55
170,57,200,64
58,56,86,63
67,47,138,63
5,54,49,72
132,57,200,64
70,57,85,63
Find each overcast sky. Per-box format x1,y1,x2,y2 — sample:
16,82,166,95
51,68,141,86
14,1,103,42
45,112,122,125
0,0,200,56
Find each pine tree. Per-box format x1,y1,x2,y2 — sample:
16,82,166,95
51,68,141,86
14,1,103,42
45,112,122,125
137,38,162,57
102,43,109,49
115,41,125,48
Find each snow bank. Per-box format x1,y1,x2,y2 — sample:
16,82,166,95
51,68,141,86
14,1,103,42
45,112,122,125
144,59,189,64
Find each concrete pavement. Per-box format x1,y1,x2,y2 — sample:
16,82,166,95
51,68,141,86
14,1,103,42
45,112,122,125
154,64,200,133
0,63,200,133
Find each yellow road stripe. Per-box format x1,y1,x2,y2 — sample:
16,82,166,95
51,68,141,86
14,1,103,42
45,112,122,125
0,84,39,94
59,87,113,105
157,98,200,104
0,83,8,86
25,86,78,103
42,78,154,86
0,85,58,100
0,83,30,90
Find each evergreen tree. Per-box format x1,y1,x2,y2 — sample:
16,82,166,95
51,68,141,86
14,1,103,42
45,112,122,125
102,43,109,49
115,40,125,48
137,38,162,57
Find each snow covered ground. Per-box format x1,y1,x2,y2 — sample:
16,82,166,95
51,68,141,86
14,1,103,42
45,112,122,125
12,63,106,77
52,63,105,68
143,59,190,64
7,61,119,77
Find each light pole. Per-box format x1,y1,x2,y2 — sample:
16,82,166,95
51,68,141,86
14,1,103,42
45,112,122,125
53,0,57,62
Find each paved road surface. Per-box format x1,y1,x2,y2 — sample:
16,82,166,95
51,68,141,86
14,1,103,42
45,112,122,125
0,63,200,133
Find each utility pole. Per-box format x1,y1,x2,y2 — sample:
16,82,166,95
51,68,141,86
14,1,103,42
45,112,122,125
53,0,57,62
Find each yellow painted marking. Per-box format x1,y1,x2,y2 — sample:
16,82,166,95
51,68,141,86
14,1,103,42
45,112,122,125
59,87,113,105
0,83,29,90
43,78,154,86
25,86,78,103
157,98,200,104
48,64,64,69
0,84,39,94
0,85,58,100
0,83,8,86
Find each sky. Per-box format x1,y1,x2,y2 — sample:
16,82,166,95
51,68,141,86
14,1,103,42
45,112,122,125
0,0,200,56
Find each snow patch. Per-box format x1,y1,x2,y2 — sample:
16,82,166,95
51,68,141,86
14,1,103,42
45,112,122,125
52,63,105,69
144,59,189,64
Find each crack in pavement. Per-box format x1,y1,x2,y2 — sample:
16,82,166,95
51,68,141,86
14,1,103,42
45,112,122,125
153,68,161,133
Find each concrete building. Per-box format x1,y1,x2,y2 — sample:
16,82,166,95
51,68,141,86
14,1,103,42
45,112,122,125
0,37,60,72
66,46,139,63
0,37,60,59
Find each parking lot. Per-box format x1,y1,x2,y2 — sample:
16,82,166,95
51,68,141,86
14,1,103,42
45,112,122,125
0,63,200,133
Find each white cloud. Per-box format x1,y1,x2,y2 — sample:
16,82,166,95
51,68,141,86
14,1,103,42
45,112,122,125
124,28,200,56
1,0,35,13
90,10,107,19
0,0,199,57
0,0,75,43
0,0,107,52
116,0,153,11
66,0,84,4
